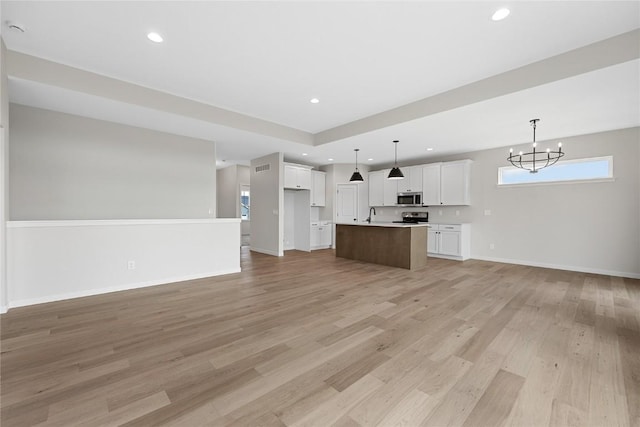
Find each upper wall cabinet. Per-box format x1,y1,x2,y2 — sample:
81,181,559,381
422,160,472,206
284,163,312,190
368,170,384,207
422,163,442,206
382,169,398,206
368,170,398,207
397,165,423,193
310,170,326,206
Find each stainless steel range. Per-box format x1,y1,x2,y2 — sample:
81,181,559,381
392,211,429,224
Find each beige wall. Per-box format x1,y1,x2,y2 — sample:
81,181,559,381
1,38,9,311
9,105,217,220
373,127,640,277
217,164,250,218
250,152,283,256
320,163,371,224
217,165,238,218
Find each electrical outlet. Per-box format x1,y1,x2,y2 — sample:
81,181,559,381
489,243,495,250
438,210,443,216
484,209,492,216
127,260,136,270
455,210,460,216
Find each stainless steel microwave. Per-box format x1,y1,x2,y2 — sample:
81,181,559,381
397,192,422,206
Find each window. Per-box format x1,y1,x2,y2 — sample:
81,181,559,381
240,185,250,220
498,156,613,186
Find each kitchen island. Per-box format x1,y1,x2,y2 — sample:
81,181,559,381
335,223,428,270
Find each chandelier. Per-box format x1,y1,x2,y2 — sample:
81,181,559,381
508,119,564,173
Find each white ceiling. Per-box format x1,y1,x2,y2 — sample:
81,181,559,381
1,1,639,168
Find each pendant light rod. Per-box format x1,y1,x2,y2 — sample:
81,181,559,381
355,148,360,171
388,140,404,180
394,140,398,164
349,148,364,183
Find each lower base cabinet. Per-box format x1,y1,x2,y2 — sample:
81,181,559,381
427,223,470,261
311,222,332,250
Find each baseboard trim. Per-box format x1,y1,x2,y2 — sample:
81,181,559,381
0,305,7,314
250,246,282,257
471,255,640,279
7,268,241,310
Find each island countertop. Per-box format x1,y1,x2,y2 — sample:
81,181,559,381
335,223,427,270
350,222,429,228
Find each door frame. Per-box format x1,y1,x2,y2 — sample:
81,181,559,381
335,183,359,224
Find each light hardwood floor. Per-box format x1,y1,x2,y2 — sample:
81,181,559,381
1,248,639,426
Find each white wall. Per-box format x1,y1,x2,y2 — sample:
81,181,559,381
250,152,283,256
373,127,640,278
7,219,240,308
9,105,217,220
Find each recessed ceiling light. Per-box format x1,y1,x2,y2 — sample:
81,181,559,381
147,32,164,43
310,98,320,104
492,8,510,21
368,158,373,161
427,148,434,151
328,158,334,161
302,153,308,156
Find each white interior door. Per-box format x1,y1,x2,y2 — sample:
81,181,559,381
336,184,359,224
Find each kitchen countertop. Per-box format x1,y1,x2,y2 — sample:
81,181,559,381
345,222,430,228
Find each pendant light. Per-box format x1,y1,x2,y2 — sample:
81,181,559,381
349,149,364,183
388,140,404,179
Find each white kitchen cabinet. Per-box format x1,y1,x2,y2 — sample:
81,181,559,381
284,163,312,190
368,170,384,207
440,160,471,205
397,165,423,193
422,163,441,206
311,222,332,250
383,169,398,206
310,170,326,206
422,160,471,206
426,223,470,261
369,169,397,207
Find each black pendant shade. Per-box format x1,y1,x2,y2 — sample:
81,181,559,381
387,140,404,180
349,170,364,182
349,148,364,183
387,166,404,179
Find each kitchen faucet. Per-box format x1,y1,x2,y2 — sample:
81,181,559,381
366,207,376,223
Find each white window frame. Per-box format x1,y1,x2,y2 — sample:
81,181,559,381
497,155,614,187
